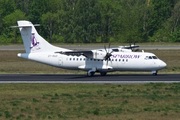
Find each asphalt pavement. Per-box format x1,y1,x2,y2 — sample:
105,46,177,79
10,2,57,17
0,74,179,84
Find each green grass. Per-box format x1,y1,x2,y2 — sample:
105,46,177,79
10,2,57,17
0,49,180,74
0,83,180,119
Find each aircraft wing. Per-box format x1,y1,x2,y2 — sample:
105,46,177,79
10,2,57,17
56,51,93,57
55,50,106,60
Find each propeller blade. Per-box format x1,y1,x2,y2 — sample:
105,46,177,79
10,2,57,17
134,40,136,46
108,43,111,53
129,43,132,50
104,43,113,65
104,45,107,53
133,41,136,51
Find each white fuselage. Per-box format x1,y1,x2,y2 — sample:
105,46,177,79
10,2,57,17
15,20,166,76
18,51,166,72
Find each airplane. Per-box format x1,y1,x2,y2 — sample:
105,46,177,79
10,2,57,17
11,20,167,76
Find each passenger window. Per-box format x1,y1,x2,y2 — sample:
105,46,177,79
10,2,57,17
84,58,85,61
126,59,128,62
70,58,72,61
77,58,78,61
91,58,93,61
94,59,96,61
73,58,75,61
115,59,117,61
80,58,82,61
119,59,121,62
112,59,114,61
123,59,124,62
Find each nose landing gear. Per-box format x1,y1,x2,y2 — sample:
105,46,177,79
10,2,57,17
152,70,158,76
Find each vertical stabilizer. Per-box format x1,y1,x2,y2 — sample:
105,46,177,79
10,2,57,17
17,20,63,53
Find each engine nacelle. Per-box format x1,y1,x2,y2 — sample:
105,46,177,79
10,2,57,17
119,48,132,52
91,50,106,60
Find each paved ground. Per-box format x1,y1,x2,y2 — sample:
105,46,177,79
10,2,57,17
0,74,179,84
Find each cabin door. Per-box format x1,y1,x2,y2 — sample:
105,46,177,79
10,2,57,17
58,57,63,66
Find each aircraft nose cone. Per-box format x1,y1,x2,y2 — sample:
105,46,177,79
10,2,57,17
161,61,167,68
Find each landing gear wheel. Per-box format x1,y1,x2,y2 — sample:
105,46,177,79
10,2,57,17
152,70,158,76
87,72,95,77
100,72,107,76
152,73,157,76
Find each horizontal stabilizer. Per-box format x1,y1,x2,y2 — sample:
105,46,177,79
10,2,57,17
10,24,40,28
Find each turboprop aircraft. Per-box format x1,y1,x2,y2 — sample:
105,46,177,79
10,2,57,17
12,20,166,76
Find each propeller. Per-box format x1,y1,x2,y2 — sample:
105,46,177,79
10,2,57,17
130,40,139,52
104,43,113,65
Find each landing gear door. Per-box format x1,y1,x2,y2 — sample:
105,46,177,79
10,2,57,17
58,57,63,66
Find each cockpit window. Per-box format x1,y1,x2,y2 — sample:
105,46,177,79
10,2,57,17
145,56,148,60
145,56,158,60
152,56,158,59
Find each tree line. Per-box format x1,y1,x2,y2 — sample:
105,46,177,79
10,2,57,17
0,0,180,44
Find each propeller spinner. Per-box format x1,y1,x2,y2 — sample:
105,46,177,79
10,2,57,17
104,43,113,65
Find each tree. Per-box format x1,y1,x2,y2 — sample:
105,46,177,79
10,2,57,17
98,0,115,43
41,12,58,43
3,10,26,43
171,1,180,33
116,0,147,43
74,0,99,43
14,0,32,16
146,0,173,37
0,0,16,36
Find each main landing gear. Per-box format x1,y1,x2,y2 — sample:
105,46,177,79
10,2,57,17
87,72,95,77
87,69,107,77
87,68,96,77
87,72,107,77
100,72,107,76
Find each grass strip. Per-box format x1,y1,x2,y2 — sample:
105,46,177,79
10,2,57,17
0,83,180,120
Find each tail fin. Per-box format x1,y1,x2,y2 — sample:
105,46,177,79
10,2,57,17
16,20,62,53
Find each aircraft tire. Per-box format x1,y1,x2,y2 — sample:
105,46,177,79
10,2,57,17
87,72,95,77
100,72,107,76
152,73,157,76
